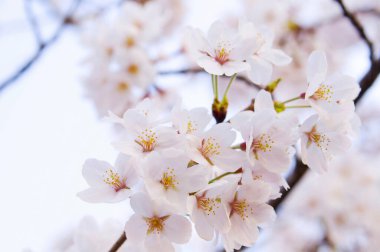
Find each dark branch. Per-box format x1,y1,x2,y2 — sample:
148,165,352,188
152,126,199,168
24,0,43,45
0,0,82,93
109,232,127,252
355,59,380,104
334,0,376,62
269,160,308,210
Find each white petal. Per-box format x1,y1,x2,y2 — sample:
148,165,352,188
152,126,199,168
192,208,215,241
254,90,275,112
130,193,154,217
247,56,273,85
163,215,192,244
82,159,112,186
306,51,328,96
260,49,292,66
125,214,147,243
145,234,174,252
77,187,117,203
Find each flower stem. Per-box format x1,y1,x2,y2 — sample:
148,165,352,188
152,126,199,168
208,169,242,184
285,105,311,109
282,96,302,104
214,74,219,99
222,73,237,100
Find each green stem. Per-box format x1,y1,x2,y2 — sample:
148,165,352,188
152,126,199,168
282,96,302,104
208,169,242,184
211,74,216,97
215,75,219,99
223,73,237,100
286,105,311,109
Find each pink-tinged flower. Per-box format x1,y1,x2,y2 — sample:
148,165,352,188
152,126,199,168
171,105,212,137
77,154,137,203
300,114,352,173
305,51,360,116
189,180,233,241
114,48,156,89
231,91,298,173
222,182,275,252
109,99,182,162
186,123,242,172
186,20,254,76
143,153,209,213
239,20,292,85
125,193,192,252
242,162,288,200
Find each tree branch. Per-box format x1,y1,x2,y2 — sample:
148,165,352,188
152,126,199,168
109,232,127,252
0,0,82,93
334,0,376,62
24,0,43,45
355,59,380,104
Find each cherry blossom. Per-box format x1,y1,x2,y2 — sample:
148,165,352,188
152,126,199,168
143,153,209,212
125,193,192,252
222,181,275,252
77,154,137,203
239,20,292,85
186,20,254,76
186,123,243,172
300,114,352,172
189,180,233,241
305,50,360,116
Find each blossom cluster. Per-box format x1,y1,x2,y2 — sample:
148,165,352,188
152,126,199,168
78,19,360,251
82,0,181,116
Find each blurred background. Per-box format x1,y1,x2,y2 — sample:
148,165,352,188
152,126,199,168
1,0,380,251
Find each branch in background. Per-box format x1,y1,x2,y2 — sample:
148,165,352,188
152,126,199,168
109,232,127,252
355,59,380,104
269,160,308,210
334,0,376,62
0,0,82,93
158,69,261,89
24,0,43,45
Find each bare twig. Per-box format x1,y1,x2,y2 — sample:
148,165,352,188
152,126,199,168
334,0,376,62
109,232,127,252
24,0,43,45
355,59,380,104
0,0,82,93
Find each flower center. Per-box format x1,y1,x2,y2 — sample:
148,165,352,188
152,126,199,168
196,194,221,216
186,119,197,134
230,199,253,220
135,128,157,152
144,215,170,235
128,64,139,75
125,36,135,47
198,137,221,165
117,82,129,92
251,134,274,159
312,84,333,102
103,169,127,192
160,167,178,191
306,126,330,150
215,47,229,65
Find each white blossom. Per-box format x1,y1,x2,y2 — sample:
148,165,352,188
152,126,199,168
77,154,137,203
125,193,192,252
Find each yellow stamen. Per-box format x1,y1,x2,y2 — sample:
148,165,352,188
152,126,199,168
160,167,178,191
312,84,333,102
198,137,221,165
135,129,157,152
144,215,170,235
128,64,139,75
103,169,127,191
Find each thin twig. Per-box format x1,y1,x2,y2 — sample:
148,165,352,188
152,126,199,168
24,0,43,45
355,59,380,104
109,232,127,252
334,0,375,62
0,0,82,93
